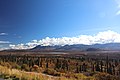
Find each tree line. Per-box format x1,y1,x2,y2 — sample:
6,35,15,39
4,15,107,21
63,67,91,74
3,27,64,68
0,54,120,76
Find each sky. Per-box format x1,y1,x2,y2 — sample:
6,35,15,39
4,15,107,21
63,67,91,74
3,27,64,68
1,0,120,50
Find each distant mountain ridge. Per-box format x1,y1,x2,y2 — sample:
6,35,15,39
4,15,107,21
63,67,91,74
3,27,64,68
3,43,120,52
31,45,61,51
31,43,120,51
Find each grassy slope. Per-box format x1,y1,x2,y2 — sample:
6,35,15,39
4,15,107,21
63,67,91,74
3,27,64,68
0,65,95,80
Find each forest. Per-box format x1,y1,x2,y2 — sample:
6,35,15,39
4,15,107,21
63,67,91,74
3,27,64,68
0,51,120,80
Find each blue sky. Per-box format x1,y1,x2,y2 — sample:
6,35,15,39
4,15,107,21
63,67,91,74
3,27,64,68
1,0,120,49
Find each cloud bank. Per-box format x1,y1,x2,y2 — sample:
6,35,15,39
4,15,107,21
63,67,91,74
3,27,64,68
0,41,10,50
9,30,120,50
0,47,10,51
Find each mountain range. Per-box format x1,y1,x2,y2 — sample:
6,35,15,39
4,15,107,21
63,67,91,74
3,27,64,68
30,43,120,51
3,43,120,52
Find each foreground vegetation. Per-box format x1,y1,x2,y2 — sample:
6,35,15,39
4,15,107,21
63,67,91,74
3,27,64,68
0,65,46,80
0,64,93,80
0,51,120,80
0,63,119,80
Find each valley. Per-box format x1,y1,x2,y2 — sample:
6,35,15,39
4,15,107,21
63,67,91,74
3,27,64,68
0,50,120,80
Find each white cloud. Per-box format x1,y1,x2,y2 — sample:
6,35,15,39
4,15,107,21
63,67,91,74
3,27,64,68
116,10,120,15
9,30,120,50
0,33,8,36
0,47,10,51
115,0,120,15
0,41,10,44
0,41,10,51
9,44,29,49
